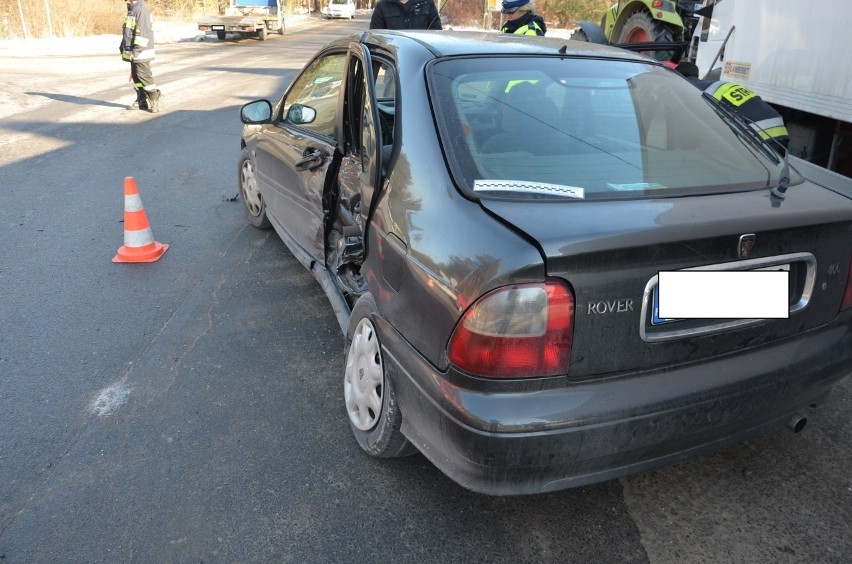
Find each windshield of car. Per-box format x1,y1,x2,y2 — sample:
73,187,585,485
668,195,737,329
428,56,788,200
331,0,348,4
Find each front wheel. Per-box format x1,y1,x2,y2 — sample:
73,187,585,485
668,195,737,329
238,148,271,229
344,294,417,458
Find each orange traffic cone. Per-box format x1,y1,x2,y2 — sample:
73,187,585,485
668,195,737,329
112,177,168,263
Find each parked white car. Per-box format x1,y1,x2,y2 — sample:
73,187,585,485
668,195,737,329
326,0,355,19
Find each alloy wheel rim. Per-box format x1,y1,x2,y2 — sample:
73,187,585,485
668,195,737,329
344,318,384,431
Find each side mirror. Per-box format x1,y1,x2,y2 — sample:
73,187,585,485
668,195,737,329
286,103,317,125
240,100,272,124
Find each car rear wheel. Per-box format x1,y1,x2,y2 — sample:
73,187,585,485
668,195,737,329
238,148,271,229
257,26,267,41
344,294,417,458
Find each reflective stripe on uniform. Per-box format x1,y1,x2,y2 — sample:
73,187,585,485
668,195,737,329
502,21,543,36
505,79,538,92
752,116,785,131
711,82,757,107
514,22,542,35
752,125,789,140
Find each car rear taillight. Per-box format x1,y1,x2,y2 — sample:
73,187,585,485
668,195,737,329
841,259,852,311
447,280,574,378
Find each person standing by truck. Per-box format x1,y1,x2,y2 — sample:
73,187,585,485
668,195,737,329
120,0,162,113
369,0,442,30
675,61,788,148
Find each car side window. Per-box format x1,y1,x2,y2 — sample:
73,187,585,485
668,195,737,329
283,53,346,139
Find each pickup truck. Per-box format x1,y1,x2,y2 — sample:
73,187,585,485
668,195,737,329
198,0,284,41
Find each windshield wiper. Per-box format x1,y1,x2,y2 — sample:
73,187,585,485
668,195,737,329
701,91,780,164
771,148,791,199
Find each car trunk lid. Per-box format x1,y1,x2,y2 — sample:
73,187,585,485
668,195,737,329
479,182,852,378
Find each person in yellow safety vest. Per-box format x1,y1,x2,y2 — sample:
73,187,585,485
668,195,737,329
120,0,162,113
675,62,789,148
500,0,546,36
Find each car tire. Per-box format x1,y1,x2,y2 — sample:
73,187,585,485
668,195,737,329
344,294,417,458
257,26,267,41
571,29,589,42
216,31,226,40
238,148,271,229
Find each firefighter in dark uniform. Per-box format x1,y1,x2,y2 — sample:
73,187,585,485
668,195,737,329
370,0,442,30
676,62,788,148
120,0,162,113
500,0,546,36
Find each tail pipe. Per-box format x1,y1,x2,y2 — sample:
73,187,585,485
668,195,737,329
786,412,808,433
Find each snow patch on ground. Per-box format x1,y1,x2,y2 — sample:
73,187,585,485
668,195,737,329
0,14,574,58
88,378,133,417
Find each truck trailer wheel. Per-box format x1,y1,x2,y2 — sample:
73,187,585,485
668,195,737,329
216,31,226,40
257,26,267,40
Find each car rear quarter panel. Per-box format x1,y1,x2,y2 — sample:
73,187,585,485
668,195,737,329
363,42,546,370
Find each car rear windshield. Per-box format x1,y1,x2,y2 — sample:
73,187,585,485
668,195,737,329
428,56,786,201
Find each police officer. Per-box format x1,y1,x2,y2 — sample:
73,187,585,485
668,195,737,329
500,0,546,36
369,0,442,30
675,62,788,147
120,0,162,113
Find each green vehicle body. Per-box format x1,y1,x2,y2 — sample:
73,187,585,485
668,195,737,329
602,0,686,43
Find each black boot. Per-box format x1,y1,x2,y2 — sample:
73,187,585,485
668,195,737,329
127,88,149,111
147,90,161,113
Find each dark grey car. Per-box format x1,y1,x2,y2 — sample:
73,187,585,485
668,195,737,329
238,31,852,495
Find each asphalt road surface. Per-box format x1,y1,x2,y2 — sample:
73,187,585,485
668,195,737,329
1,15,850,563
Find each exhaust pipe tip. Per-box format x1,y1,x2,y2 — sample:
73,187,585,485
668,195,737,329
787,414,808,433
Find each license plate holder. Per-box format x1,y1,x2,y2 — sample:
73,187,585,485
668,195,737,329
651,263,791,325
212,25,225,30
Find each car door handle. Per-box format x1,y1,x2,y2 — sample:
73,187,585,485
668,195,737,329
295,149,326,171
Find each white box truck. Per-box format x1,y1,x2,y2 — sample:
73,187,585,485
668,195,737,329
691,0,852,179
198,0,284,41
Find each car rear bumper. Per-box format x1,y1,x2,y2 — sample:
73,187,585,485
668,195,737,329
377,313,852,495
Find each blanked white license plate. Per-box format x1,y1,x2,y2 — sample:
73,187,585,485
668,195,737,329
211,25,225,30
652,264,790,324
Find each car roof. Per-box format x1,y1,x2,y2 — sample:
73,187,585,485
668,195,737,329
337,30,655,63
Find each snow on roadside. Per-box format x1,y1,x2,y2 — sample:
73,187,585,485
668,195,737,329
0,14,314,58
0,14,574,59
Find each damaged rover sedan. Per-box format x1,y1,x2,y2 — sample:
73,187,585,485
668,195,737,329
237,31,852,495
